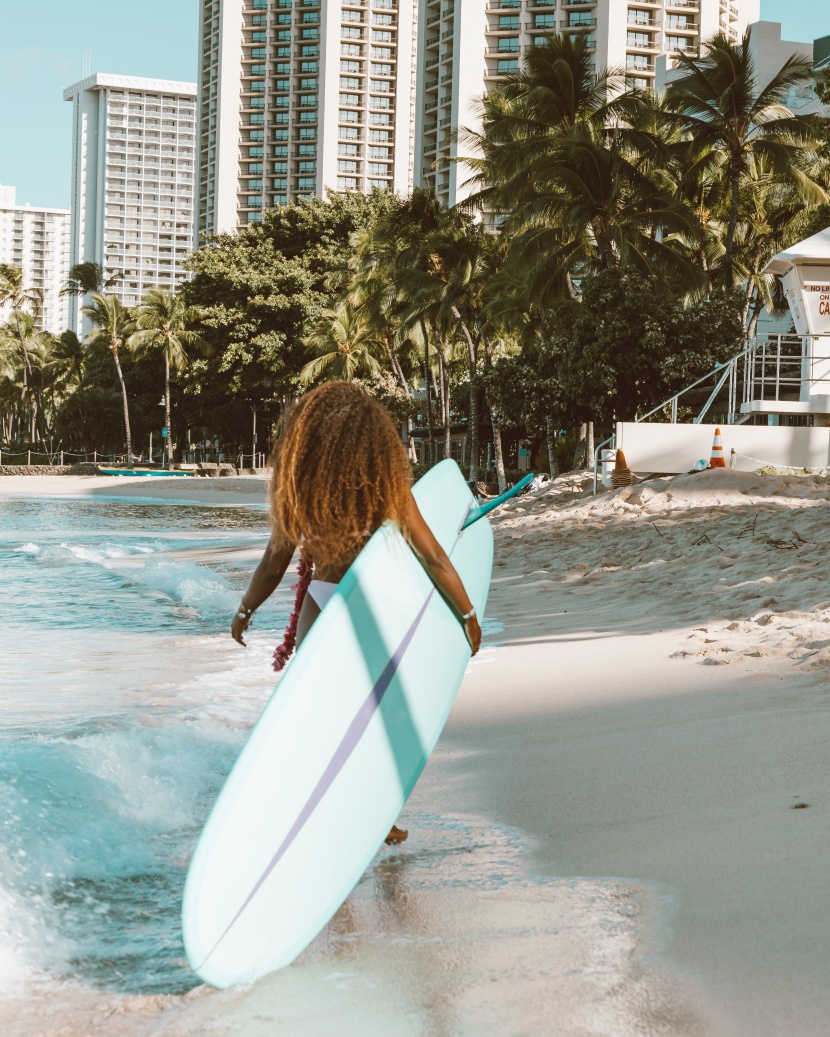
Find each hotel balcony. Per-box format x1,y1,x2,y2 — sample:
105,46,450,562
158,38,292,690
560,18,596,31
665,19,699,33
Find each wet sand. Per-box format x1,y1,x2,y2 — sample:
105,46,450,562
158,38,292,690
0,474,270,506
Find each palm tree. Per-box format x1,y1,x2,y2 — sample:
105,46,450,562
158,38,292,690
82,292,136,464
61,261,121,297
665,30,824,288
129,289,204,467
300,300,384,384
0,263,43,377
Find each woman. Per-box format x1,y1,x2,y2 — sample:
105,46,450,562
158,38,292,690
230,383,482,842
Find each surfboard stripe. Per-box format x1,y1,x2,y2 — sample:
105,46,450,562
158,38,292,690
199,590,435,969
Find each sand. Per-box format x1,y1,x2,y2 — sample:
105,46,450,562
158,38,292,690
433,467,830,1035
4,467,830,1035
0,474,270,506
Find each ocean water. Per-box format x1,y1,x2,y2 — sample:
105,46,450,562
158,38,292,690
0,496,282,1001
0,494,698,1037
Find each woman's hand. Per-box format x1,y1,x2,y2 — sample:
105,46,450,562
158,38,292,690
464,613,482,656
231,610,252,646
231,605,254,642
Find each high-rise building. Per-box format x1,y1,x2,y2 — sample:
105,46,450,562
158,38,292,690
196,0,417,239
415,0,762,207
62,73,197,335
0,185,70,335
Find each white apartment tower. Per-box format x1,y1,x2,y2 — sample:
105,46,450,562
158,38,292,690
196,0,416,238
0,185,70,335
415,0,761,207
63,74,197,336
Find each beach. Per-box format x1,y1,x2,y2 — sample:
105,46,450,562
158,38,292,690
2,468,829,1036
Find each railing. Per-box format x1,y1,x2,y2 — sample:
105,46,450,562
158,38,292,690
591,334,830,493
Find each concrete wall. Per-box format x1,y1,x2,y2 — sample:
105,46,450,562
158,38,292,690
616,422,830,473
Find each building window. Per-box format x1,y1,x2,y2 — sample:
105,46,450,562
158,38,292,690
300,94,318,106
301,78,318,90
340,76,361,90
299,160,316,173
297,176,316,189
273,161,288,173
248,162,263,174
247,195,261,207
497,58,518,73
368,162,389,176
298,144,316,155
498,15,519,30
498,38,519,52
337,176,358,190
338,159,358,173
627,32,651,48
273,178,287,189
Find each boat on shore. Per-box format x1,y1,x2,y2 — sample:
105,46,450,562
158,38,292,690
97,467,194,477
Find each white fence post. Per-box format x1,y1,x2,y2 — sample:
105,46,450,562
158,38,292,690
28,450,31,465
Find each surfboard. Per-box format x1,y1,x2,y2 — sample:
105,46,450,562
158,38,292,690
182,460,532,988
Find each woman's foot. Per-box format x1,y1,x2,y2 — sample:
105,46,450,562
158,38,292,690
384,824,409,845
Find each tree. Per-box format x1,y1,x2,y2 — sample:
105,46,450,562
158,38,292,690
183,191,398,449
300,300,384,384
0,263,43,378
129,289,204,466
665,30,824,288
465,34,701,302
61,261,121,297
549,269,743,426
82,292,136,463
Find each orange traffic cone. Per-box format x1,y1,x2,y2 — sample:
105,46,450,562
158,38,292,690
709,428,726,469
611,448,633,488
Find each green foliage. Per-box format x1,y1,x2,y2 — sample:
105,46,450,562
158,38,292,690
183,192,399,420
551,270,743,423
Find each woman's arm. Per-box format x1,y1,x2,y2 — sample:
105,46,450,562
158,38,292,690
406,493,482,656
231,535,296,646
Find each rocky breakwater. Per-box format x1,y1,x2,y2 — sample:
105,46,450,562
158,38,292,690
0,463,100,476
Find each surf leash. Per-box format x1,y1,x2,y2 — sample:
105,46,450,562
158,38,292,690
461,471,534,529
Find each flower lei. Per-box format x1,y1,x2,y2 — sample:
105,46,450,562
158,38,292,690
272,551,313,672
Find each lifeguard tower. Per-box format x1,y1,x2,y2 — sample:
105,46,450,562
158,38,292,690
595,228,830,487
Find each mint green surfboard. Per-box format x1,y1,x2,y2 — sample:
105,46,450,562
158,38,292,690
182,461,531,988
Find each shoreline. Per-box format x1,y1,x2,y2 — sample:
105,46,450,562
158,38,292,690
0,474,270,506
3,467,830,1034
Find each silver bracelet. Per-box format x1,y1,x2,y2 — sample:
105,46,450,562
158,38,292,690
237,604,255,620
461,606,476,621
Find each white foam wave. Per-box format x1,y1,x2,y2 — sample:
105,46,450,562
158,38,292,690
13,543,39,555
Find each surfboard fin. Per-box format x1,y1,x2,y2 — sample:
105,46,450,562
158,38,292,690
462,472,535,529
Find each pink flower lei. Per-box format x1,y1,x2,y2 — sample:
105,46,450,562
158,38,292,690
272,550,313,672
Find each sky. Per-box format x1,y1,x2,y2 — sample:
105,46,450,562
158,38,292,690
0,0,828,211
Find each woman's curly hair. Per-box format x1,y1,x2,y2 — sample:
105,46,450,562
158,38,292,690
269,382,412,570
